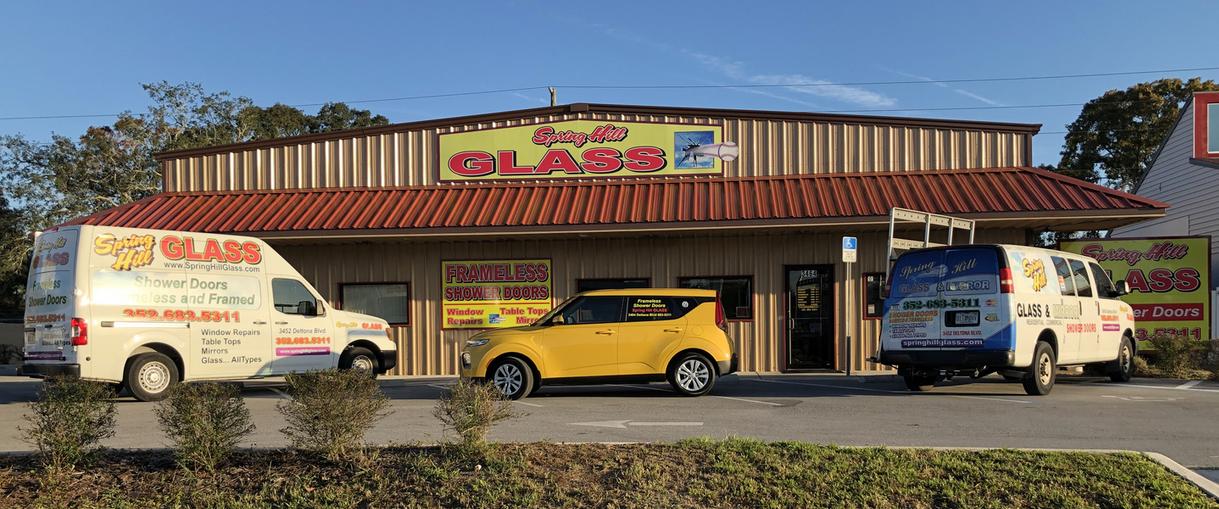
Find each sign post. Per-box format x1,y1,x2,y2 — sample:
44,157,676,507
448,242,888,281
842,236,858,376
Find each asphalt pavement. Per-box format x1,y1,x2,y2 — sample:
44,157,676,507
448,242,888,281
2,372,1218,468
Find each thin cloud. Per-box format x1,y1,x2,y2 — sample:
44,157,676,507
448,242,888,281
885,68,1005,106
510,92,549,105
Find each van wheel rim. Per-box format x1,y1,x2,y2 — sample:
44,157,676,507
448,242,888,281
1038,353,1052,386
352,356,374,373
676,359,710,392
493,364,522,396
139,362,170,393
1120,344,1132,373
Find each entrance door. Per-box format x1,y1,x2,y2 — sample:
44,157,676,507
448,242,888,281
786,265,835,370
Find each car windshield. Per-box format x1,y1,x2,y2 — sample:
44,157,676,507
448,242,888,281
531,296,578,326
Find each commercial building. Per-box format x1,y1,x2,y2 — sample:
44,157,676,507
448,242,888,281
67,103,1167,374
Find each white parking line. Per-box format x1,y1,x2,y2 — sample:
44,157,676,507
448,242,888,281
1178,380,1203,389
268,388,290,400
606,383,782,406
515,400,545,408
1122,383,1219,393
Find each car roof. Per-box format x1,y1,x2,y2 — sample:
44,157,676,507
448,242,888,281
577,288,716,297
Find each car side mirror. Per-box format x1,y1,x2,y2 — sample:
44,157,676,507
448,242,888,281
298,300,318,316
550,315,565,325
1114,280,1130,297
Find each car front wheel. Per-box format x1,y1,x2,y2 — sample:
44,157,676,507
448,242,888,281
489,357,533,400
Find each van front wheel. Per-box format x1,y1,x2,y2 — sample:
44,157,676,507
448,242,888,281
340,347,379,379
125,352,179,402
1107,335,1135,383
1022,341,1056,396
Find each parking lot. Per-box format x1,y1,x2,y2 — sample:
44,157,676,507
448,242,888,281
2,373,1219,467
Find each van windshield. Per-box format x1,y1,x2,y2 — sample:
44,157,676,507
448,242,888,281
889,247,1000,299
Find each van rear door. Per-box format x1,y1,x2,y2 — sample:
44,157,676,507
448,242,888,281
882,249,945,352
23,228,82,370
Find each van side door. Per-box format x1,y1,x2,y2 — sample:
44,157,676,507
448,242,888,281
1089,262,1125,362
187,272,272,379
269,277,336,373
1068,259,1100,361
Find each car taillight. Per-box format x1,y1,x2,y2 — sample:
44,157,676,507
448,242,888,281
715,299,727,331
70,317,88,346
998,268,1014,294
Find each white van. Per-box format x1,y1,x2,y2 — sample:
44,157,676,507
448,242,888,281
21,225,398,401
877,244,1136,395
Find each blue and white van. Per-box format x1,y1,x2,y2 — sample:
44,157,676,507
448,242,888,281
877,244,1136,395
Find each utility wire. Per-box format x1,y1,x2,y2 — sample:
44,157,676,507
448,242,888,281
1,65,1216,121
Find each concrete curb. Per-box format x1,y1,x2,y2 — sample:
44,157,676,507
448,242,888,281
1144,452,1219,501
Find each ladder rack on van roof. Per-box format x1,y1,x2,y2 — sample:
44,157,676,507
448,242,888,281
885,207,976,277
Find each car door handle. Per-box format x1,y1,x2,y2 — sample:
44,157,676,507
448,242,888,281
595,330,616,335
663,328,683,333
252,321,268,325
274,321,289,325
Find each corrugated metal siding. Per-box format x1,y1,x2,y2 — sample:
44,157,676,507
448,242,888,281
163,111,1030,192
71,168,1165,233
276,228,1025,376
1115,101,1219,287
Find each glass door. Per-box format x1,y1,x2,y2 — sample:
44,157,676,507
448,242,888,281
786,265,835,370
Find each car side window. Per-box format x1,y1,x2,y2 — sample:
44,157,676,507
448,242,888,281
273,278,319,315
1068,260,1092,298
1089,262,1119,299
1051,256,1075,296
560,296,624,325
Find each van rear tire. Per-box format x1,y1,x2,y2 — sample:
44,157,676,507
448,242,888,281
1022,341,1056,396
902,373,937,391
125,352,179,402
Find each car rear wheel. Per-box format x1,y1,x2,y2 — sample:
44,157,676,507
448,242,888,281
125,352,179,402
340,346,379,379
1107,335,1135,383
489,357,533,400
1022,341,1056,395
668,353,716,396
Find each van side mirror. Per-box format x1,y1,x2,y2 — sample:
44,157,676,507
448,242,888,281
298,300,318,316
1114,280,1130,297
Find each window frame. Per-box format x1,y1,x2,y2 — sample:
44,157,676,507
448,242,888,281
676,275,754,322
861,272,886,320
1051,256,1076,297
1088,262,1120,300
337,281,411,326
1068,259,1093,298
1194,94,1219,158
556,295,626,325
1209,102,1219,154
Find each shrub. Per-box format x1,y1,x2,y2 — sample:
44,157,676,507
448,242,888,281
21,377,116,473
155,382,254,472
1147,333,1199,378
278,369,390,462
433,378,514,452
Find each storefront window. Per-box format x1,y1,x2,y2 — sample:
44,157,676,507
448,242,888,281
862,273,886,319
678,276,753,320
340,283,410,325
576,278,651,293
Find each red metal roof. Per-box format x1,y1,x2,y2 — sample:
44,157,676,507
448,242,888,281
64,167,1167,234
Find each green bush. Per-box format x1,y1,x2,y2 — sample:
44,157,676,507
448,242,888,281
278,369,390,463
21,377,116,473
1147,333,1200,378
433,378,514,452
155,382,254,472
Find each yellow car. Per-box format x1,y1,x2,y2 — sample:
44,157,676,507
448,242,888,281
460,289,737,399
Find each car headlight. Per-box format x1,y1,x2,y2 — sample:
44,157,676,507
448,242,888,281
466,338,490,347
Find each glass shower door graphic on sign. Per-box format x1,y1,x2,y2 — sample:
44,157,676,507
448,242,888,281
786,266,835,370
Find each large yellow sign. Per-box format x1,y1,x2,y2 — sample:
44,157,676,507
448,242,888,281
438,120,735,181
441,259,553,329
1060,237,1211,343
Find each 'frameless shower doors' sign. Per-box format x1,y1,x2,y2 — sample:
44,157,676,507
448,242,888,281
442,259,553,329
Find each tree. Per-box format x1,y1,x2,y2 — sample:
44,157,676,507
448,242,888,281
0,82,389,316
1056,78,1219,191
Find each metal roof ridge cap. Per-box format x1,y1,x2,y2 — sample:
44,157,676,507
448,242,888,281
1020,166,1170,209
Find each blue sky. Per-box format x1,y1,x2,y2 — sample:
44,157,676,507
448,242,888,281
2,1,1216,166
